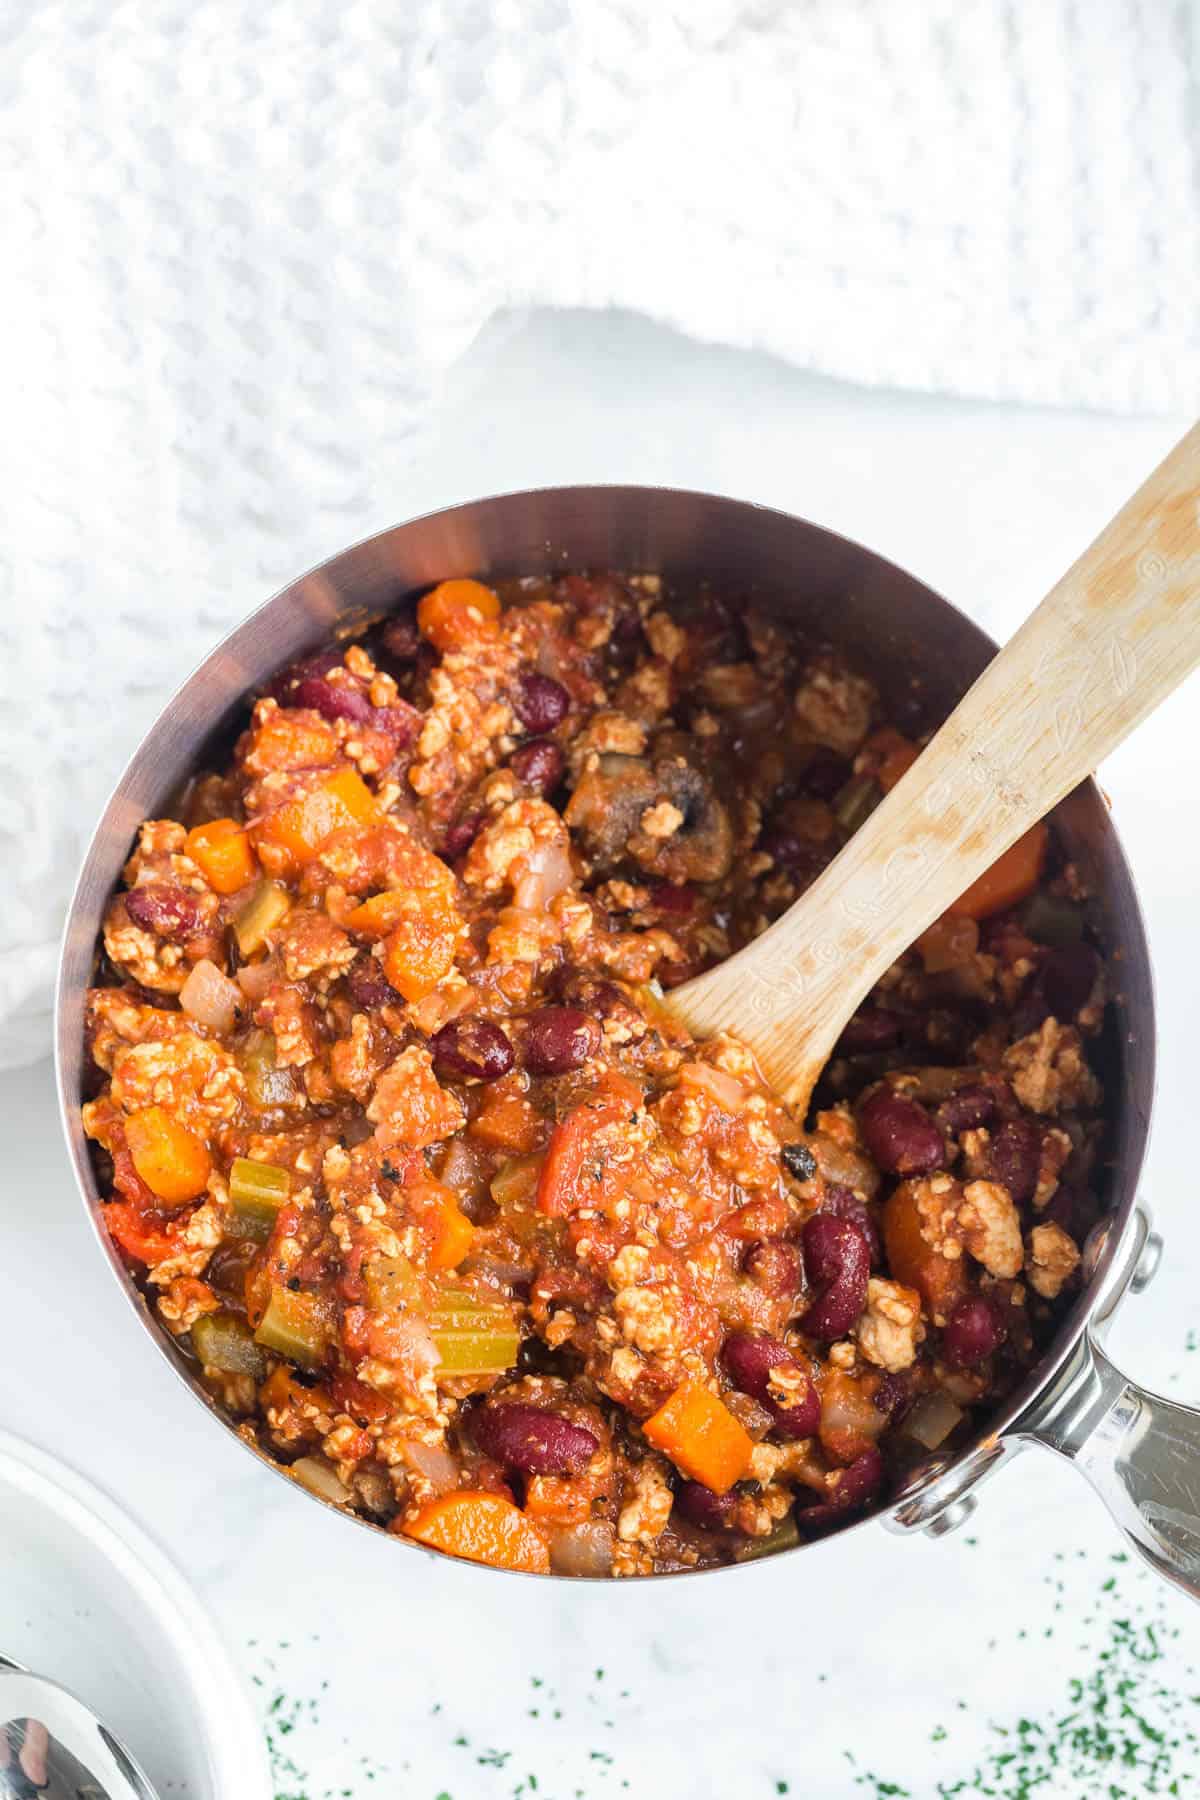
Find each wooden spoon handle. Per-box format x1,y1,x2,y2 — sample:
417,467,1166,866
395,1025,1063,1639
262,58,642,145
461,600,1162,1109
669,422,1200,1109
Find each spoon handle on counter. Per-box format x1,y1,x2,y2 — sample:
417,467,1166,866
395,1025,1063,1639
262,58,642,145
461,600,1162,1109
668,421,1200,1111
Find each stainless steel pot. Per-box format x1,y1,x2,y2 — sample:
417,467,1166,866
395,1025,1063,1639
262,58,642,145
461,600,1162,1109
54,487,1200,1593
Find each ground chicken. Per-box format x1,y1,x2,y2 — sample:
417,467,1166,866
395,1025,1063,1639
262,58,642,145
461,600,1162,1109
855,1277,925,1371
958,1179,1024,1279
1026,1222,1081,1299
1002,1018,1102,1115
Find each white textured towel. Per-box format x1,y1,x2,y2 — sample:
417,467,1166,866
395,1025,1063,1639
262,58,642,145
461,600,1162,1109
3,0,1199,1065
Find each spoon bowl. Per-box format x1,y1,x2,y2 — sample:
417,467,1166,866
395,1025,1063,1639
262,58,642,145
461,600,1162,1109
0,1660,158,1800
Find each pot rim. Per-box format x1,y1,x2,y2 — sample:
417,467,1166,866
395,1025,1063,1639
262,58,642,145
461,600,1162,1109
53,482,1158,1582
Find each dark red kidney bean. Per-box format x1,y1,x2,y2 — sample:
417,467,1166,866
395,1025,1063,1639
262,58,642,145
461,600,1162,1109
377,613,421,665
759,829,828,883
372,700,422,748
722,1332,819,1439
291,674,375,725
722,1331,794,1399
871,1371,912,1422
936,1084,998,1136
509,739,565,795
742,1239,802,1300
1042,944,1100,1020
674,1480,737,1531
836,1007,902,1054
650,882,696,917
796,1446,884,1533
346,956,400,1010
268,647,343,704
440,810,485,860
514,672,570,734
472,1403,598,1476
798,1214,870,1341
800,747,852,801
943,1295,1007,1368
858,1088,946,1177
124,884,204,940
988,1118,1041,1206
780,1142,817,1181
431,1016,515,1082
522,1007,601,1076
820,1186,882,1268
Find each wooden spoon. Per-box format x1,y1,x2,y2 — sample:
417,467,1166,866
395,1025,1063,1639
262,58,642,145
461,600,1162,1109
667,422,1200,1114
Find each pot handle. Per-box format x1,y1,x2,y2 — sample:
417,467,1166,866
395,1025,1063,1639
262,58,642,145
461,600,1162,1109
1022,1330,1200,1601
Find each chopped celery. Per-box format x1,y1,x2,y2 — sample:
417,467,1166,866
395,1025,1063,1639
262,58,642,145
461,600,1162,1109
735,1513,801,1561
192,1311,267,1380
364,1253,420,1314
233,878,291,956
1020,891,1084,947
242,1031,301,1110
229,1156,290,1240
254,1286,330,1368
833,774,880,833
490,1155,541,1210
430,1289,519,1375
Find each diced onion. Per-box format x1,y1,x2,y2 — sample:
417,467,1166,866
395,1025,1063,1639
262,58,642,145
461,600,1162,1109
904,1391,966,1450
399,1439,459,1495
678,1061,748,1113
291,1457,351,1507
513,837,574,911
547,1520,615,1578
181,958,243,1033
236,956,279,1001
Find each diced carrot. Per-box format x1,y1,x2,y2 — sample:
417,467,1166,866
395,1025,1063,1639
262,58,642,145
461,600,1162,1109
882,1181,968,1325
642,1381,754,1494
346,864,456,941
257,768,378,872
185,818,258,894
380,890,462,1002
124,1106,211,1206
469,1083,546,1153
412,1180,476,1271
876,740,921,792
102,1200,185,1265
416,579,502,652
402,1491,551,1573
947,822,1049,921
535,1073,643,1217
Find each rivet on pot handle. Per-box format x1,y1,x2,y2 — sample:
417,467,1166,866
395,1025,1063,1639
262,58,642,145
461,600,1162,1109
1019,1210,1200,1602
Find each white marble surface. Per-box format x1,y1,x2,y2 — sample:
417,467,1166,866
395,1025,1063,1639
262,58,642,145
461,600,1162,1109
5,311,1200,1798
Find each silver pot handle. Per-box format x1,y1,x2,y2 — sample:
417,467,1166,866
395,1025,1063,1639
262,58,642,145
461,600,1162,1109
1022,1330,1200,1600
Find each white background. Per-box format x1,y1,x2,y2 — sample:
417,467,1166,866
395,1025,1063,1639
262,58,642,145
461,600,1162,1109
4,310,1199,1797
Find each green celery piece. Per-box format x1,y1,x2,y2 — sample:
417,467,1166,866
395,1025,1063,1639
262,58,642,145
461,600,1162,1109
1020,891,1085,947
229,1156,289,1241
736,1513,801,1561
432,1326,521,1376
192,1311,267,1379
254,1287,330,1369
490,1154,540,1209
364,1254,420,1314
233,878,291,957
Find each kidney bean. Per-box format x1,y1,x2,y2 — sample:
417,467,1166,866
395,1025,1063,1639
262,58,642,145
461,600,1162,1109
988,1118,1041,1207
440,810,485,860
514,672,570,734
291,673,375,726
722,1332,819,1440
836,1007,902,1054
858,1088,946,1177
943,1295,1007,1368
346,956,400,1010
509,739,565,795
473,1403,598,1476
124,884,204,941
935,1084,997,1136
742,1239,802,1300
759,829,828,884
796,1446,884,1533
800,747,853,801
372,700,422,748
650,882,696,917
674,1480,737,1531
431,1016,515,1082
1042,943,1100,1020
820,1185,882,1268
377,613,421,666
871,1371,912,1423
268,647,343,705
798,1214,870,1341
780,1142,817,1182
522,1006,601,1076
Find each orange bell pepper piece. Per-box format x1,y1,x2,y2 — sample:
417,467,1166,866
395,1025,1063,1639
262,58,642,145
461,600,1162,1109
185,818,258,894
102,1200,185,1265
260,768,378,871
469,1085,546,1153
417,579,502,652
947,821,1049,921
535,1074,643,1217
642,1380,754,1493
380,889,462,1002
412,1180,476,1271
403,1491,550,1573
124,1106,211,1206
